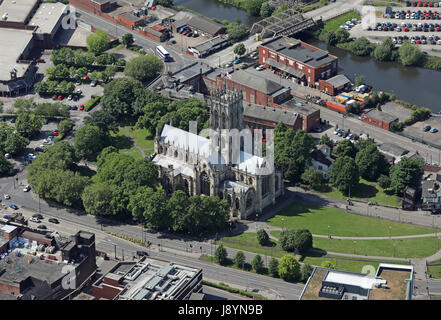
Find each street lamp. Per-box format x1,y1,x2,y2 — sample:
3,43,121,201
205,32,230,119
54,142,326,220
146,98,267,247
328,225,331,239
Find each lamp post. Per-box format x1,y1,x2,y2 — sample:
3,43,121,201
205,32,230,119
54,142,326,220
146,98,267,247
393,242,396,257
353,241,356,254
328,225,331,239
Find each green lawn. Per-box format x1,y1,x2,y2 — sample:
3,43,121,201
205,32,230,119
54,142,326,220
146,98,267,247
108,126,154,159
109,127,136,153
428,259,441,279
300,256,380,274
314,178,402,207
322,10,361,33
301,0,329,13
430,295,441,300
267,201,437,237
124,126,154,150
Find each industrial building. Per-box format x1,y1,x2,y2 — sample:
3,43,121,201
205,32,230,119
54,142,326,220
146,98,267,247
170,13,226,37
29,2,69,46
0,224,97,300
0,0,41,27
259,36,338,87
187,34,229,59
300,264,414,300
92,256,202,300
361,109,399,131
319,74,352,96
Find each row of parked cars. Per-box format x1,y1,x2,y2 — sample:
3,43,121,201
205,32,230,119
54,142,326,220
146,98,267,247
424,124,439,132
371,21,441,32
177,25,199,38
392,35,441,44
389,9,440,19
333,128,359,141
406,1,441,7
340,18,361,31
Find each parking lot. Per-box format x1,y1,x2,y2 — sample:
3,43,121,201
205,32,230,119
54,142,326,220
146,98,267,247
166,29,211,55
403,115,441,149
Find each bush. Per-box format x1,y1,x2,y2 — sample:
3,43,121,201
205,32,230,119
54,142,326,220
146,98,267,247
378,174,391,189
215,244,228,265
85,95,101,112
257,229,270,246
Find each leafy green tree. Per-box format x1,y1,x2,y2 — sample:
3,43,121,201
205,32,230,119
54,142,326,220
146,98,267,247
226,20,248,42
329,156,359,195
301,264,314,283
294,229,313,253
233,251,246,269
301,167,324,190
84,109,118,132
13,98,35,112
157,0,173,6
354,138,374,152
82,183,116,216
355,74,365,87
335,29,350,43
332,139,357,159
124,54,163,82
257,229,269,246
260,2,274,17
0,154,14,176
129,188,171,229
251,255,265,274
373,37,395,62
399,41,422,66
74,124,109,160
3,133,28,155
279,229,297,252
233,43,246,57
103,65,118,81
167,190,191,231
389,157,423,195
243,0,265,16
268,258,279,277
96,53,116,66
278,254,300,282
349,37,374,56
319,134,333,148
215,244,228,265
378,174,391,189
87,30,110,55
355,143,389,181
325,31,337,46
122,33,134,48
96,146,118,168
58,119,75,135
15,112,43,139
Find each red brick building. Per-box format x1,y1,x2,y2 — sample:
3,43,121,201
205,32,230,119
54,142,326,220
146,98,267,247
361,109,398,130
215,69,291,108
244,103,302,133
117,11,145,29
259,36,338,87
69,0,117,13
318,74,351,96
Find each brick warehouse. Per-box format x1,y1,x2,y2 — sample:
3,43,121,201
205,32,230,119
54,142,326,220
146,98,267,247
361,109,398,131
259,36,338,87
68,0,117,13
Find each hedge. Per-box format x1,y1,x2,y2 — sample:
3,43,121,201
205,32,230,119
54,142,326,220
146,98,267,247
202,280,266,300
85,95,101,112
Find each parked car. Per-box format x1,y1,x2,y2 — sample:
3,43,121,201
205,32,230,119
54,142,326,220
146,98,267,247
3,215,11,220
9,204,18,210
79,104,85,110
71,105,78,110
30,217,41,223
23,185,31,192
91,80,97,87
51,130,60,136
255,65,265,71
233,59,241,64
424,125,432,131
32,214,43,219
3,194,10,200
37,225,47,230
48,218,59,224
431,127,439,133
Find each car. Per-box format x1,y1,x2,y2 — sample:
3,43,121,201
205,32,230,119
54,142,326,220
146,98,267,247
255,65,265,71
76,89,82,94
9,204,18,210
225,62,233,67
233,59,241,64
32,214,43,219
337,131,343,137
3,194,10,200
75,80,81,85
431,127,439,133
3,215,11,220
48,218,59,224
168,39,176,44
68,95,72,100
186,32,193,37
182,30,188,35
51,130,60,136
71,105,78,110
30,217,41,223
23,185,31,192
333,129,339,135
37,225,47,230
36,58,45,63
79,104,85,110
424,125,432,131
91,80,97,87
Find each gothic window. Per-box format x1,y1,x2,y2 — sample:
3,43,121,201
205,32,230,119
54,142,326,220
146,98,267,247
227,194,232,206
218,191,224,200
240,175,244,182
235,198,240,210
174,150,178,158
214,109,219,129
275,175,279,192
248,178,253,185
184,179,189,196
262,176,270,197
246,193,253,209
200,171,210,196
222,112,227,129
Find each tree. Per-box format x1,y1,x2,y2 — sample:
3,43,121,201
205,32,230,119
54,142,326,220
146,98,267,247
226,21,248,42
95,53,116,66
0,154,14,176
122,33,134,48
74,124,109,160
233,251,246,269
268,258,279,277
279,230,297,252
294,229,313,253
233,43,246,57
15,112,43,139
167,191,190,231
278,254,300,282
355,74,365,87
84,109,118,132
325,31,337,46
399,41,422,66
319,134,333,148
335,29,350,43
349,37,374,56
86,30,110,55
13,98,35,112
301,264,314,283
104,65,118,81
260,2,274,17
124,54,163,82
58,119,75,135
251,255,265,274
378,174,391,189
332,139,357,159
129,188,171,229
355,144,389,181
257,229,269,246
215,244,228,265
82,183,116,216
157,0,173,6
2,133,28,155
329,156,359,195
301,167,324,190
243,0,265,16
389,157,423,195
373,37,395,62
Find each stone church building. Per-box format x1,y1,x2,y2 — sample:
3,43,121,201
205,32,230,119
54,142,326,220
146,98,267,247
152,88,284,220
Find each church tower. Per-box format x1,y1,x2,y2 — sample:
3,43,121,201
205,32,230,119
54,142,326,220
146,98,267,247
208,88,244,132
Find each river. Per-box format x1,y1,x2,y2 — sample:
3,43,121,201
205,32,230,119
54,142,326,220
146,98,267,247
176,0,441,112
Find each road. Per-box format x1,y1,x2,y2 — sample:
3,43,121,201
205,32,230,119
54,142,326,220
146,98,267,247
0,176,304,300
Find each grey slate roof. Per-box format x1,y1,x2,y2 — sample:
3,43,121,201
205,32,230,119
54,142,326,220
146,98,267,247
187,16,226,35
311,149,333,167
119,11,143,22
265,59,305,78
422,180,441,198
244,103,298,126
229,69,284,95
379,142,409,157
325,74,351,88
192,35,229,53
363,109,398,123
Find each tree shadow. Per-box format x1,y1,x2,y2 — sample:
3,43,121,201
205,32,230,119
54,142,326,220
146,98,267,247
75,165,96,177
108,134,134,150
352,182,379,199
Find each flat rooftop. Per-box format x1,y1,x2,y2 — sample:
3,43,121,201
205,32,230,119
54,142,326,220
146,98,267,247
28,2,66,35
262,36,336,68
0,28,34,82
0,0,39,23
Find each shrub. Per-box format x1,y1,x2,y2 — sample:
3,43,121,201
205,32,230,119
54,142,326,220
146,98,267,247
85,95,101,112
